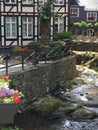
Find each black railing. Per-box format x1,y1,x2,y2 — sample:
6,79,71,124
25,41,71,65
0,41,71,75
0,46,24,75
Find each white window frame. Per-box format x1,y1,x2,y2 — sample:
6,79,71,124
54,17,64,33
5,0,16,4
22,17,33,38
87,12,97,22
22,0,33,4
70,8,79,17
5,17,17,38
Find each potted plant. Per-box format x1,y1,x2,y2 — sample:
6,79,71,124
0,76,24,124
12,46,27,56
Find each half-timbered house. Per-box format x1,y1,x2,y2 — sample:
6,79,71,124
0,0,69,46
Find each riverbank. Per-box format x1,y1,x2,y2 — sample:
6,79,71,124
2,65,98,130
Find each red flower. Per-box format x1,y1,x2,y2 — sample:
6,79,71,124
0,93,4,97
14,96,21,104
21,47,27,51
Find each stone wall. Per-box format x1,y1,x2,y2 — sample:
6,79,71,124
72,41,98,52
10,55,76,102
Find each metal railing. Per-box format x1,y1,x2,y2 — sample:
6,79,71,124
0,42,71,75
0,46,24,75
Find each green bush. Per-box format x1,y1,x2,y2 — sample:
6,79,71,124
27,40,43,47
48,40,66,47
53,31,72,40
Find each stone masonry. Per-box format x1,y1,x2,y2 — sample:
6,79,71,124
10,55,76,102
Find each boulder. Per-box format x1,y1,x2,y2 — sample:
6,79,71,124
71,107,97,120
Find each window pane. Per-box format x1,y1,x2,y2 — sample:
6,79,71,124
70,8,79,17
5,0,16,3
23,24,27,37
5,17,17,38
12,24,16,37
22,17,33,38
22,0,33,4
87,12,97,21
28,24,32,36
6,24,10,37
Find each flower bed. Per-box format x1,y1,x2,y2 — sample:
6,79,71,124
0,76,23,104
0,76,24,124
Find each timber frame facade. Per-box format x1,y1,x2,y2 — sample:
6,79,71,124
0,0,69,46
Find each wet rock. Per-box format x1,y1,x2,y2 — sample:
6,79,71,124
53,105,76,119
32,96,62,115
71,107,97,120
63,106,76,116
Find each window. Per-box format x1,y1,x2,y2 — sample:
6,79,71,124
54,17,64,33
87,29,94,36
5,0,16,4
70,8,79,17
22,17,33,38
22,0,33,4
5,17,17,38
55,0,64,5
39,0,44,5
39,0,64,5
87,12,97,21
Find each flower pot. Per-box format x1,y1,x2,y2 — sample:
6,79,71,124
0,104,16,124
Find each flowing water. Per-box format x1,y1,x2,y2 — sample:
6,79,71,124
7,65,98,130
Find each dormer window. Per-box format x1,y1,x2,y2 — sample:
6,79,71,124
5,0,16,4
87,12,97,22
70,8,79,17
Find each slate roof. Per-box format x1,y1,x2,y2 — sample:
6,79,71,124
70,0,78,5
70,0,98,10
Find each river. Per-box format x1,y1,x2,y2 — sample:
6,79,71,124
6,65,98,130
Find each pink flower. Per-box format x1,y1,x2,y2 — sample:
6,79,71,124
13,90,19,95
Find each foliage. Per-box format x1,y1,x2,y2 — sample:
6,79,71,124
13,46,27,52
33,96,62,114
53,31,72,40
38,0,53,21
73,22,83,27
76,102,83,109
64,79,77,89
48,40,66,47
86,23,93,28
94,22,98,27
27,40,43,47
38,0,61,22
13,46,22,51
73,21,93,28
0,76,24,104
1,126,23,130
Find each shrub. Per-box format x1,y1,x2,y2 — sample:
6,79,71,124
48,40,66,47
27,40,43,47
53,31,72,40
